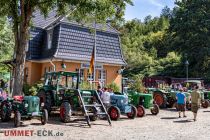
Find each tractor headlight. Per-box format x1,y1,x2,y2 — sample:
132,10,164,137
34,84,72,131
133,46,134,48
25,103,28,108
121,98,128,104
121,99,124,104
41,102,45,107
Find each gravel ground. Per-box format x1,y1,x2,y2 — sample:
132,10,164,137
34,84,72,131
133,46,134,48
1,108,210,140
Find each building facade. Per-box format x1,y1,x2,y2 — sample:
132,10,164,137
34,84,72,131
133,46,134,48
24,10,126,88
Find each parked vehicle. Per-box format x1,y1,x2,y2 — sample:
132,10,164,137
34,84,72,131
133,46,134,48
107,92,137,120
12,95,48,127
37,71,111,127
126,90,159,117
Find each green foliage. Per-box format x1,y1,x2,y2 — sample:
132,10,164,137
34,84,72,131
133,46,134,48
79,81,92,90
0,16,14,79
169,0,210,79
121,15,182,78
0,0,133,96
129,74,145,92
107,82,120,92
23,82,43,96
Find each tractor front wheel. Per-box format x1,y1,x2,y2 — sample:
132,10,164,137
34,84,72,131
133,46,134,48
108,106,120,121
137,105,145,117
60,102,71,123
201,100,209,108
41,109,48,125
151,104,159,115
14,111,21,127
127,105,137,119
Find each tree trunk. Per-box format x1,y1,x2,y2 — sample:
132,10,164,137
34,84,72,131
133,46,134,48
12,0,32,96
12,28,27,96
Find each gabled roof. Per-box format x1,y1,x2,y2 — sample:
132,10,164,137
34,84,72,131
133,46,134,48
54,24,125,65
32,10,119,34
28,10,126,65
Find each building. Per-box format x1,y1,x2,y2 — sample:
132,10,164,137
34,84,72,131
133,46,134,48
24,9,126,88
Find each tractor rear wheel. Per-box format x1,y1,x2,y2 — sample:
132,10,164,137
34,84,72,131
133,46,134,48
89,108,98,121
201,100,209,108
127,105,137,119
41,109,48,125
108,106,120,121
14,111,21,127
151,104,159,115
0,102,11,122
137,105,145,117
153,93,167,108
60,102,71,123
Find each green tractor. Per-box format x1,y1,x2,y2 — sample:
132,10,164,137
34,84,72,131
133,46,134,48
12,95,48,127
37,71,111,127
126,89,159,117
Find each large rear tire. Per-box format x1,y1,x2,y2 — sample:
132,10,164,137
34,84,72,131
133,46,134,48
108,106,120,121
153,93,167,108
0,102,11,122
127,105,137,119
89,107,98,121
201,100,209,108
60,102,71,123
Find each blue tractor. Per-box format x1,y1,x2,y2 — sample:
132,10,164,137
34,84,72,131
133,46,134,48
107,93,137,120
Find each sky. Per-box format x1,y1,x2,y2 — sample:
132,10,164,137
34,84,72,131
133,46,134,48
124,0,175,21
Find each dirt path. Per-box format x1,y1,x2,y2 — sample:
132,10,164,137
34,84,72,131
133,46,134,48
1,108,210,140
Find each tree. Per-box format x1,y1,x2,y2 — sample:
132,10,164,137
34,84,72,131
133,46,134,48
0,16,14,79
0,0,132,96
169,0,210,78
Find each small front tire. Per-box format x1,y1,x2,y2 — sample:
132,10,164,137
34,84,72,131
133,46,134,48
137,105,145,117
151,104,159,115
41,109,48,125
14,111,21,127
127,105,137,119
108,106,120,121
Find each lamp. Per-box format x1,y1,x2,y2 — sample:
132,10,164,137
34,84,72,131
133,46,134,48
61,61,66,70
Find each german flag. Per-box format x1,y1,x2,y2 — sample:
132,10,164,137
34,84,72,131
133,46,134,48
89,47,94,74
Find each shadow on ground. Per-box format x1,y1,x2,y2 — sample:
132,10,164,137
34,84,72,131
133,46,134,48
161,117,179,120
173,119,194,123
0,112,110,129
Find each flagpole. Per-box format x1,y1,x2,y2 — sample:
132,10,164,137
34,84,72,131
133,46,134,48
93,18,97,82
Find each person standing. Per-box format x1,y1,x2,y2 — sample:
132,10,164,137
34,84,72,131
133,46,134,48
176,88,187,118
191,85,201,121
100,87,110,108
97,85,103,97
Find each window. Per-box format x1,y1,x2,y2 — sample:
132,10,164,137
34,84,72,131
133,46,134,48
44,67,48,73
98,70,106,86
87,69,94,81
47,29,53,49
76,69,84,81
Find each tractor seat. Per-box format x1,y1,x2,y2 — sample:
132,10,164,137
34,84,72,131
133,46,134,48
13,95,24,102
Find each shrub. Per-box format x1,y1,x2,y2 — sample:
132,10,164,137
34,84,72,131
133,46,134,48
23,82,44,96
107,82,120,92
129,74,145,92
79,81,92,90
